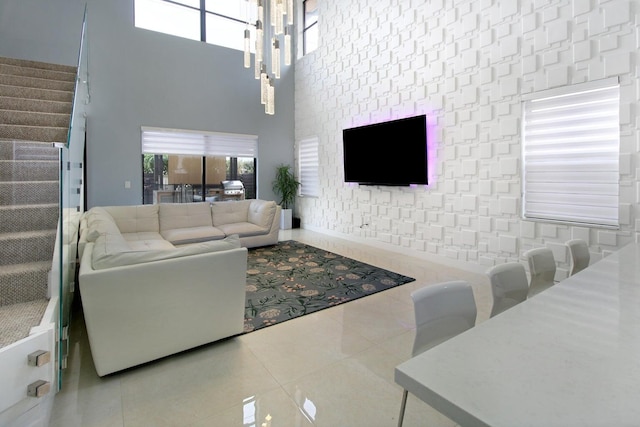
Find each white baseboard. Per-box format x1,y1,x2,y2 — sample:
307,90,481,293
300,224,488,275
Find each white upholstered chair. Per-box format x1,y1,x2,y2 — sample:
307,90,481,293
566,239,590,276
486,262,529,317
524,247,556,297
397,280,477,427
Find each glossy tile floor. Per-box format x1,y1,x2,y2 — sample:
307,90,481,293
49,229,491,427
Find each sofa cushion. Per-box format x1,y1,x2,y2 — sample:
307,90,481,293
216,222,269,238
159,203,213,231
122,231,166,242
91,232,132,268
91,234,241,270
123,232,175,251
86,218,121,242
248,199,277,228
211,200,251,226
104,204,159,233
160,225,226,246
85,207,121,242
86,206,111,222
127,240,176,251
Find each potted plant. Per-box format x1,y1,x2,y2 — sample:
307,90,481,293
272,164,300,229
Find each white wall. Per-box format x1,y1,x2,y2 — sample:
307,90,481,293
0,0,84,65
85,0,295,207
0,0,295,207
294,0,639,275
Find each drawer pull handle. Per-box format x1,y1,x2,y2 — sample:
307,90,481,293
27,380,51,398
28,350,51,367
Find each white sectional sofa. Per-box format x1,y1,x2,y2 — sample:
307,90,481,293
79,199,281,256
78,199,280,376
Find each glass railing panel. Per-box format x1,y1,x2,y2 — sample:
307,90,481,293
58,4,87,389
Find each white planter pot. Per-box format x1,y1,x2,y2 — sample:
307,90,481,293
280,208,293,230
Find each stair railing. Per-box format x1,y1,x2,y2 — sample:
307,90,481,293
55,3,88,390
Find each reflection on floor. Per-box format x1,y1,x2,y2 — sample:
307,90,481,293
50,229,491,427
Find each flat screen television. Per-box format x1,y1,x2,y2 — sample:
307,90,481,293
343,115,428,186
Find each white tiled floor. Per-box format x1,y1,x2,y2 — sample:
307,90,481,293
49,229,491,427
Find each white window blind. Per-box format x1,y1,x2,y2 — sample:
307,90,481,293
522,78,620,227
141,126,258,158
298,137,319,197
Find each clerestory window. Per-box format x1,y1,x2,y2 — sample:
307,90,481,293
134,0,257,52
302,0,318,55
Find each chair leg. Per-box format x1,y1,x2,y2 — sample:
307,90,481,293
398,389,408,427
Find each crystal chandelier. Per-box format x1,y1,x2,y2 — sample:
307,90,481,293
244,0,293,115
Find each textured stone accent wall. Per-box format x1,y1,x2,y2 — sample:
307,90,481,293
294,0,639,276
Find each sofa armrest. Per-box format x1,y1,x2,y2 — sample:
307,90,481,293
248,199,277,228
239,203,281,248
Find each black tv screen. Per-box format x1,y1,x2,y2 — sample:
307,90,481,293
343,115,428,186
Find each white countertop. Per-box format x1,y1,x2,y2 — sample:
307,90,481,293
395,242,640,427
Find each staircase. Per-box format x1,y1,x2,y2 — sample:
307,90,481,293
0,57,76,349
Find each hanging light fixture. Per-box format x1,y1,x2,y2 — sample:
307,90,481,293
284,26,291,66
243,0,293,115
260,63,268,105
272,38,280,79
243,29,251,68
266,78,275,115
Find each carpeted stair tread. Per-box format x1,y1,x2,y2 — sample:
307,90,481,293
0,139,59,161
0,230,57,242
0,299,49,349
0,181,59,205
0,159,58,181
0,123,68,143
0,84,73,104
0,261,50,306
0,109,71,128
0,63,76,83
0,73,75,93
0,230,57,265
0,56,76,74
0,55,70,350
0,204,58,232
0,260,50,275
0,95,72,114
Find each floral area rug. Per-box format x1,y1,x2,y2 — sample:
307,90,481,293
244,240,415,333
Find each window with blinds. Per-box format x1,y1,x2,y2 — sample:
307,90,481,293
298,137,319,197
522,78,620,228
140,126,258,204
141,126,258,157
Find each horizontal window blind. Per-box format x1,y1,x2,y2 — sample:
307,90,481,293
522,78,620,227
141,126,258,158
298,137,319,197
